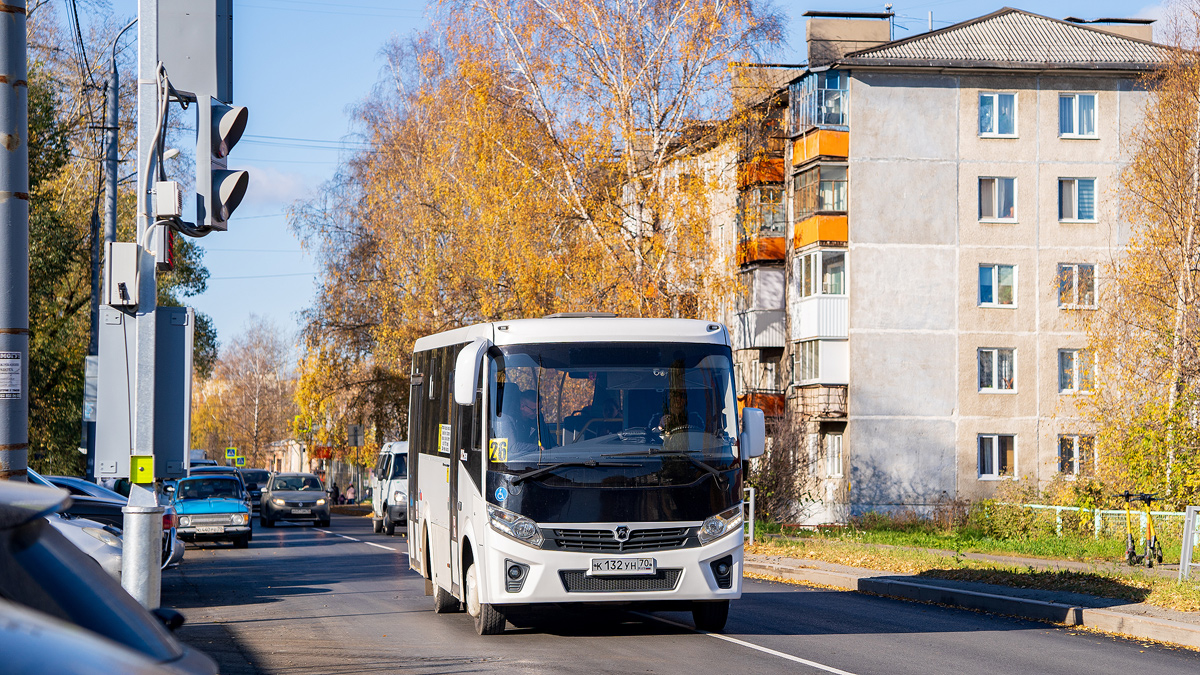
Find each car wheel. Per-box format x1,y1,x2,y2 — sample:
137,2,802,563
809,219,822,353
233,535,250,549
383,509,396,536
691,600,729,632
318,518,330,528
260,514,273,528
465,561,505,635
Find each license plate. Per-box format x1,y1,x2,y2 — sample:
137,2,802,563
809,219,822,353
292,508,311,514
588,557,656,575
195,525,224,534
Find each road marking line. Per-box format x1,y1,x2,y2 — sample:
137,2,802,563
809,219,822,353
365,542,397,551
635,612,858,675
313,528,397,551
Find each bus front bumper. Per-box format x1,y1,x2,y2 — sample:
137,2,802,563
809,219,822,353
480,529,743,606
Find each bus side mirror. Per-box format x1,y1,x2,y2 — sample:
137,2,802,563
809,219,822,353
740,407,765,459
454,337,493,406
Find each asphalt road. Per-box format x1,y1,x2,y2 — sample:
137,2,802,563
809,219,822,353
162,515,1200,675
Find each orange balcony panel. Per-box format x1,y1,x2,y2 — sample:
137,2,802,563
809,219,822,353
794,215,848,249
737,392,785,418
737,236,786,265
737,157,785,188
792,129,849,166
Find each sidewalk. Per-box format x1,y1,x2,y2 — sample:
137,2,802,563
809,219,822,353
743,550,1200,650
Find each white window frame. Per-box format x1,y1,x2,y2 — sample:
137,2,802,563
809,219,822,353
1057,263,1096,308
978,177,1017,222
977,347,1017,393
1058,178,1097,222
978,92,1017,138
825,433,843,478
1059,93,1098,139
793,249,847,299
794,340,820,384
1057,434,1095,477
977,434,1016,480
1058,348,1095,394
978,264,1017,308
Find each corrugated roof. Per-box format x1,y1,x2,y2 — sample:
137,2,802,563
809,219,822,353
841,7,1171,69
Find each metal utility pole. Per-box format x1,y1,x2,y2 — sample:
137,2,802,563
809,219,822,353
0,1,29,482
121,0,164,609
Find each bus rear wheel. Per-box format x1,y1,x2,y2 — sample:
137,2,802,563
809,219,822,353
691,600,729,632
433,585,460,613
465,561,505,635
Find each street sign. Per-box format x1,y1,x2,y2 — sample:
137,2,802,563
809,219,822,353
226,447,236,459
234,456,245,467
348,424,363,448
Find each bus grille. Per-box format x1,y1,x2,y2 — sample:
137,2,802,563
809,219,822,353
559,569,681,593
551,527,691,553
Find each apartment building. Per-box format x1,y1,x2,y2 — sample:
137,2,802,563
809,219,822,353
729,8,1168,521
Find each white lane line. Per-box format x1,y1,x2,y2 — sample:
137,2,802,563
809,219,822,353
635,612,858,675
313,528,397,551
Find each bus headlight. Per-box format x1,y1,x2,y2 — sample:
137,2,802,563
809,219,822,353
487,504,543,547
698,505,744,545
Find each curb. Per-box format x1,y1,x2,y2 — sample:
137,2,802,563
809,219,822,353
743,560,1200,650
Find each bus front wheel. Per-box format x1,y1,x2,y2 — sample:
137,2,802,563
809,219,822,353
465,561,505,635
691,600,729,632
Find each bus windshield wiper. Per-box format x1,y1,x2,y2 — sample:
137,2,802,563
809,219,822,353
510,460,639,485
602,449,728,485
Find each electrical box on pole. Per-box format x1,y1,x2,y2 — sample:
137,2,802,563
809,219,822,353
157,0,248,232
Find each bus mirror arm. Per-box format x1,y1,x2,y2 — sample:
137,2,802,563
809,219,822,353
454,337,494,406
739,408,765,459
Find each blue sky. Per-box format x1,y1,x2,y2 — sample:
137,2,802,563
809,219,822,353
95,1,1167,355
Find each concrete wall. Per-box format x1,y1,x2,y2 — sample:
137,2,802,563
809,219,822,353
844,70,1147,512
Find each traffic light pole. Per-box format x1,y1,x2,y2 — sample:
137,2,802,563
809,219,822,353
0,1,29,483
123,0,164,609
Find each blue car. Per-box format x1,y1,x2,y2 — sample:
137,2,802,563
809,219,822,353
171,476,252,548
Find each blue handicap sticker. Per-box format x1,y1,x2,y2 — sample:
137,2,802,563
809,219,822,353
495,486,509,501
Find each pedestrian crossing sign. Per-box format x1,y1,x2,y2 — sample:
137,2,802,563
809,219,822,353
226,447,236,459
234,456,246,467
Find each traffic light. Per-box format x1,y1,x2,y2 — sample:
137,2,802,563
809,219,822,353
196,98,249,230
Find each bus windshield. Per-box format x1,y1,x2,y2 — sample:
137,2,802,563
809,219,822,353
487,342,739,487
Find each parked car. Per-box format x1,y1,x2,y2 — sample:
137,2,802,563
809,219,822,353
0,479,218,674
237,468,271,513
171,475,253,548
40,471,184,568
260,473,330,528
370,441,408,536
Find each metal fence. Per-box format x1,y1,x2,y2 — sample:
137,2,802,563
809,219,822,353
1182,507,1200,582
1015,503,1188,540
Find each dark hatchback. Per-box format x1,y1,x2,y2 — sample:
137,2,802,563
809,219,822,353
0,480,217,674
238,468,271,512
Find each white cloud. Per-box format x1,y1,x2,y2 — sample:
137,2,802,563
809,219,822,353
240,165,320,212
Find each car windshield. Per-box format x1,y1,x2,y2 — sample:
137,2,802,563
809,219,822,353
487,342,739,486
176,478,241,500
272,475,322,491
241,470,270,486
389,455,407,480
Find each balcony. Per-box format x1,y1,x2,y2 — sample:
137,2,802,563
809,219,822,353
793,129,849,167
798,385,847,419
737,156,786,189
794,214,847,249
791,296,847,340
737,237,785,265
738,390,785,418
734,309,786,350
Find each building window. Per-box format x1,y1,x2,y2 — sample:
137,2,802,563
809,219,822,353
1059,93,1097,138
1058,349,1095,393
825,433,843,478
979,92,1016,137
1058,435,1095,476
978,348,1016,392
794,340,820,383
790,69,848,132
1057,263,1096,308
979,177,1016,220
737,186,786,238
794,165,847,221
978,264,1016,307
1059,178,1096,221
978,434,1015,479
794,250,847,299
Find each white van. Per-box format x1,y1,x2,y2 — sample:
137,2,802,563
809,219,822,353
371,441,408,535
